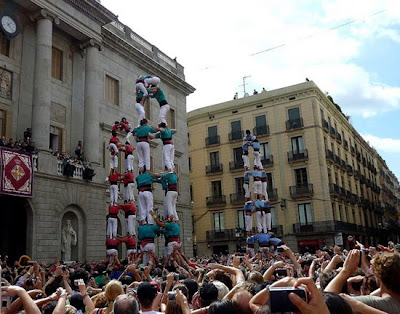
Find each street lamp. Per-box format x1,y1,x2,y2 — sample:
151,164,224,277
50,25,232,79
235,227,242,253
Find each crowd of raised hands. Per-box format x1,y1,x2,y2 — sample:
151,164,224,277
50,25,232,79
1,240,400,313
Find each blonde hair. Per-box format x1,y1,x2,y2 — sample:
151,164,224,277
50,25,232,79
104,280,124,314
64,304,77,314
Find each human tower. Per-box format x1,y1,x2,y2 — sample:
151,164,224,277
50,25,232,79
104,75,182,265
240,130,284,257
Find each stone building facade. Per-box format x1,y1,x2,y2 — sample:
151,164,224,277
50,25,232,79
0,0,195,262
188,81,399,255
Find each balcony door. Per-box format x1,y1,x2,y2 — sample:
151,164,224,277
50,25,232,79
295,168,308,187
211,180,222,198
210,151,220,168
213,212,225,232
291,136,304,154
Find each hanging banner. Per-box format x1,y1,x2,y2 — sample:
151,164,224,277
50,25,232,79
0,148,34,197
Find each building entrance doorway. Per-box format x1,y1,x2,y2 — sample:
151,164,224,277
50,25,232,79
0,195,31,263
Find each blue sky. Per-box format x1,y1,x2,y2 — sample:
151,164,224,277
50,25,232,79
101,0,400,180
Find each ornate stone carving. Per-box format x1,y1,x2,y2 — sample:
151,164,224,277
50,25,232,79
0,68,12,99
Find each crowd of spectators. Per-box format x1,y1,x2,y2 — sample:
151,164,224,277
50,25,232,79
1,240,400,314
0,128,38,154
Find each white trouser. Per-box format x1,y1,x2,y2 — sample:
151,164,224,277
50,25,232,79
262,182,269,201
245,214,252,232
124,183,135,202
126,249,137,257
141,243,155,265
256,211,267,233
135,102,146,127
159,104,170,125
110,185,118,205
109,154,118,169
254,181,262,195
125,131,132,144
166,190,179,221
253,151,263,169
125,155,134,172
106,248,118,256
247,247,255,258
145,77,160,87
242,154,250,169
136,141,150,170
265,212,272,231
162,144,175,171
125,215,136,235
243,183,250,198
163,241,180,258
136,82,148,95
107,217,118,239
138,191,155,224
163,195,168,220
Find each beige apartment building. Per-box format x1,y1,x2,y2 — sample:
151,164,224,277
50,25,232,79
188,81,400,255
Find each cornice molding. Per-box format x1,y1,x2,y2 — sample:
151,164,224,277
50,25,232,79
65,0,116,25
102,28,195,96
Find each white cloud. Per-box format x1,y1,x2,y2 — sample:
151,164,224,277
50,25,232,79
101,0,400,117
361,134,400,153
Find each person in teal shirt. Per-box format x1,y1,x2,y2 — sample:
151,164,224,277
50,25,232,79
136,168,158,225
151,212,181,259
138,222,160,265
131,118,156,171
155,122,177,172
148,86,170,126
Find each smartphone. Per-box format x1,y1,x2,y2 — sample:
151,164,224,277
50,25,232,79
168,291,176,301
174,273,179,281
1,282,11,310
269,287,307,313
74,279,81,286
277,246,284,253
27,261,35,265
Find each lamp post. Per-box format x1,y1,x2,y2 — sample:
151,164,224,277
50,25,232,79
235,227,242,253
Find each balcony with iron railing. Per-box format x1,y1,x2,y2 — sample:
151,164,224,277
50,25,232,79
229,130,244,142
354,170,360,180
322,119,329,132
290,184,314,198
351,194,359,204
271,225,283,236
206,229,234,242
346,165,353,175
340,187,347,197
288,149,308,163
229,160,244,171
329,183,340,197
261,155,274,167
286,118,304,131
253,125,270,137
326,149,334,163
356,151,361,161
293,220,360,234
205,135,220,146
350,146,355,155
340,159,347,170
230,192,245,205
336,133,342,143
206,163,223,174
267,188,278,201
206,195,226,208
329,126,336,138
334,155,341,166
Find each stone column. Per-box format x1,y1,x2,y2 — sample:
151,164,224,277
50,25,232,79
31,9,59,151
82,40,101,165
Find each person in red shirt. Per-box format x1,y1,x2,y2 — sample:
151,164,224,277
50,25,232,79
122,142,135,173
119,117,133,144
107,204,122,239
122,171,135,203
108,170,122,206
108,131,120,171
122,202,137,236
105,237,122,263
119,234,137,263
112,121,121,132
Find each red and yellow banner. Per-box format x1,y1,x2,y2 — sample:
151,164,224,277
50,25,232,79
0,148,34,197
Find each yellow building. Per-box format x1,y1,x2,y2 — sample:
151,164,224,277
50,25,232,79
188,81,399,255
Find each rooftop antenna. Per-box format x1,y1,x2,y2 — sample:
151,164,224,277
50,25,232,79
239,75,251,96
